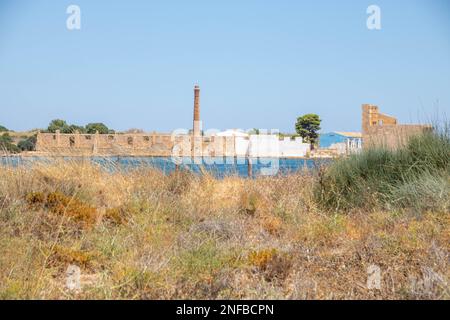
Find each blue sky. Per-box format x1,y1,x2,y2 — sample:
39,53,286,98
0,0,449,133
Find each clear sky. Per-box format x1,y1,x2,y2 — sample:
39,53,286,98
1,0,449,133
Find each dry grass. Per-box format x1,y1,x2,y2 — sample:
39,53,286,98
0,160,448,299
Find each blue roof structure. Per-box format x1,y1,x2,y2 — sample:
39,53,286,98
319,132,362,149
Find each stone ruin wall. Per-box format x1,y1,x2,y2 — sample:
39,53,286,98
36,131,176,156
362,104,430,149
34,85,244,157
36,131,251,157
33,85,311,158
363,124,429,149
35,131,311,158
35,104,430,156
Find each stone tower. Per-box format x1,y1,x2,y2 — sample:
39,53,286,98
193,85,201,137
362,104,379,134
361,104,427,150
362,104,397,135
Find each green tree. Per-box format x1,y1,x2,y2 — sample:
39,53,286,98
85,123,110,134
0,125,8,132
68,124,86,133
18,135,37,151
295,114,322,150
47,119,70,133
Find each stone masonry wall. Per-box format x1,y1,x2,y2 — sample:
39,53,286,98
362,104,429,149
36,131,311,158
36,131,176,156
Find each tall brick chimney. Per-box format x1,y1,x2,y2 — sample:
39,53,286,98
193,85,201,136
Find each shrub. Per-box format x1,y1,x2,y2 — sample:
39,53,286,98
103,207,130,225
248,249,292,281
0,133,19,153
68,125,86,134
26,192,46,207
47,245,97,270
18,135,37,151
262,216,283,236
46,192,98,227
239,191,260,216
47,120,88,134
47,119,70,133
86,123,110,134
26,191,98,228
315,128,450,212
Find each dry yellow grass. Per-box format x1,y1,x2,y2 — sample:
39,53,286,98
0,160,448,299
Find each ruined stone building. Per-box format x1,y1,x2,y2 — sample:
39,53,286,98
36,130,175,156
36,85,312,158
35,87,203,156
34,89,430,157
35,85,252,157
362,104,429,149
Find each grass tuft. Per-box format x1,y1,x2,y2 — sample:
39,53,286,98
315,128,450,212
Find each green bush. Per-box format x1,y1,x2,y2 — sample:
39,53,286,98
47,120,89,134
18,135,37,151
86,123,111,134
0,133,20,153
47,119,70,133
68,125,86,134
315,127,450,212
